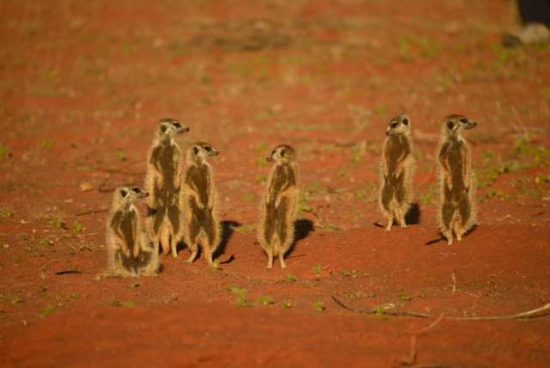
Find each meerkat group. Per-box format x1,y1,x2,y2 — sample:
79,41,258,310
104,113,478,276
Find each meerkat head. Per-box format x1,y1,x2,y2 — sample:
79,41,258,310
385,114,410,136
114,186,149,207
189,142,219,163
266,144,296,164
157,118,190,140
443,114,477,137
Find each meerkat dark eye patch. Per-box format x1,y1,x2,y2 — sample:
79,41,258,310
131,187,141,193
402,118,409,126
280,149,286,157
447,121,455,130
460,118,469,124
173,122,182,128
193,147,200,155
160,125,168,133
390,122,398,129
120,189,128,198
204,146,211,151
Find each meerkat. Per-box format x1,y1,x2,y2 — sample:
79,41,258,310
105,186,159,277
145,118,189,258
437,114,478,244
258,144,299,269
379,114,415,231
179,142,220,266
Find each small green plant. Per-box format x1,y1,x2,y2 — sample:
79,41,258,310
257,296,275,306
281,274,297,283
398,292,412,302
313,300,325,312
242,193,256,203
282,300,293,309
0,144,9,160
0,208,14,218
112,300,137,308
41,139,54,150
313,264,322,279
39,237,54,246
115,150,127,162
298,192,313,214
228,285,251,307
50,217,67,229
40,305,56,318
234,223,256,234
72,222,84,235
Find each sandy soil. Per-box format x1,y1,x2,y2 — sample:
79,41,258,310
0,0,549,367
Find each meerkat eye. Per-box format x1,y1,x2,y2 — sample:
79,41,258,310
193,146,200,155
460,118,469,124
402,118,409,126
120,189,128,198
390,122,398,129
173,122,182,128
280,149,286,157
447,121,455,130
160,124,168,133
131,187,140,193
204,145,211,151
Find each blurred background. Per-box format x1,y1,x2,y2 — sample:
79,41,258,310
0,0,548,229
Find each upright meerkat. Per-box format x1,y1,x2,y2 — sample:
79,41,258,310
437,114,478,244
258,144,299,269
145,118,189,258
105,186,159,277
179,142,220,265
379,114,415,231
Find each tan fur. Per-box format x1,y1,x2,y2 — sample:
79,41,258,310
144,118,189,258
379,114,415,231
437,114,478,244
105,186,159,277
179,142,220,266
257,144,299,269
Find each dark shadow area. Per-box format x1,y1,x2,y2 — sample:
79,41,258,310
213,220,241,261
426,224,478,245
286,219,314,257
373,222,385,228
405,202,421,225
425,237,445,245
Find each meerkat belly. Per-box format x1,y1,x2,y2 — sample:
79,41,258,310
119,213,137,253
448,149,467,196
386,137,406,174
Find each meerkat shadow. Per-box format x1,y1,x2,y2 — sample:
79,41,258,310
213,220,241,262
405,202,421,225
287,219,314,257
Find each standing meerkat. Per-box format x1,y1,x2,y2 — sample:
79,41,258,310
145,118,189,258
105,186,159,277
437,114,478,244
179,142,220,265
379,114,415,231
258,144,299,269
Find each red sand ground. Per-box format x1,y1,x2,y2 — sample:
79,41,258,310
0,1,549,367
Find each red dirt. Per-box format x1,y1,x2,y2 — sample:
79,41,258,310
0,1,549,367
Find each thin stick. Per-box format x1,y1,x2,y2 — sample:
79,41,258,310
406,314,445,336
332,296,550,321
447,303,550,321
76,208,109,216
331,296,430,318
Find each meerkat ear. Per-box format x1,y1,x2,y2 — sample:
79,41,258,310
447,121,454,130
193,146,200,155
120,189,128,198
